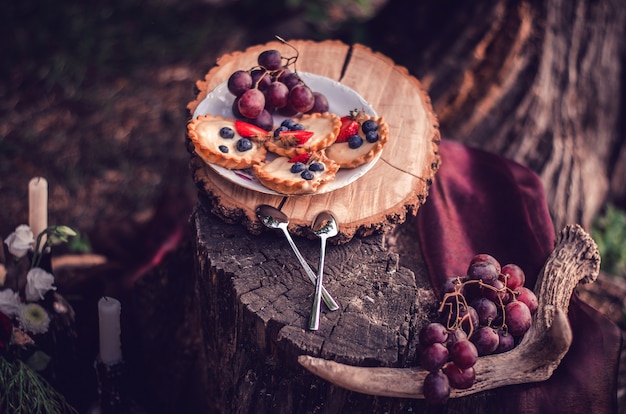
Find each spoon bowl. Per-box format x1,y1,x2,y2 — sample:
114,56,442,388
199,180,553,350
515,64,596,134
309,211,339,331
256,204,339,312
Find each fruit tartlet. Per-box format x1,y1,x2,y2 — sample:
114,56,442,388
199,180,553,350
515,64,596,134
264,112,341,157
253,152,340,195
325,111,389,169
187,115,267,169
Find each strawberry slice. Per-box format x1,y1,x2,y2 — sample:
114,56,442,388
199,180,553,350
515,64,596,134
336,116,359,143
289,153,311,163
235,120,268,138
278,129,314,145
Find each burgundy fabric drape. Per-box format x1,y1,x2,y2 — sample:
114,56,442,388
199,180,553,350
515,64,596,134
417,139,621,413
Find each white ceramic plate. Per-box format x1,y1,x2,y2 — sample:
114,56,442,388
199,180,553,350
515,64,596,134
193,72,381,196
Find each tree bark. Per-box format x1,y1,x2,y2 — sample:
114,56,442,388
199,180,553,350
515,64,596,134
371,0,626,230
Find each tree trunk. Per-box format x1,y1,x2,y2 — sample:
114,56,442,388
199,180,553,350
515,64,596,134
370,0,626,230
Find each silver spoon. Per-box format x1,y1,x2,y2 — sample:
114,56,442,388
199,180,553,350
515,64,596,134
256,205,339,312
308,211,339,331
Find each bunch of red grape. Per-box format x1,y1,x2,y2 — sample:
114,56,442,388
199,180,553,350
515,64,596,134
418,253,539,405
226,47,329,131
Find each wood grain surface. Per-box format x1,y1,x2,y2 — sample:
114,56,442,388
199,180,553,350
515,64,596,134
187,40,440,242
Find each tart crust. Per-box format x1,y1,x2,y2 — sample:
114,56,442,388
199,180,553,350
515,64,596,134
188,114,267,169
326,115,389,169
253,152,340,195
264,112,341,157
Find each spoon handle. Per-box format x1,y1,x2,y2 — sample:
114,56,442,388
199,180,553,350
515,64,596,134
280,227,339,311
308,237,326,330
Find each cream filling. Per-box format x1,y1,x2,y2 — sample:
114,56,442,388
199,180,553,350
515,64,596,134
326,135,376,164
195,119,264,157
273,116,336,148
262,157,326,188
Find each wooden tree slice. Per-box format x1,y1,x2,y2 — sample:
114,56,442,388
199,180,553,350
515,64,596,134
187,40,440,242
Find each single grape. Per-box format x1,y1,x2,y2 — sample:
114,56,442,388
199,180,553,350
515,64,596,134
227,70,252,97
500,263,525,290
288,84,315,113
495,329,515,353
420,342,449,373
461,280,481,303
280,72,302,90
258,49,282,70
470,326,499,356
459,306,479,336
265,81,289,109
514,286,538,314
301,170,314,180
423,371,450,405
419,322,448,346
306,92,330,113
483,279,511,304
449,339,478,369
440,277,462,296
290,162,306,173
443,362,476,390
468,253,502,274
467,261,499,284
232,97,243,118
238,89,265,119
471,297,498,326
446,328,468,347
249,109,273,131
504,301,532,337
278,102,300,117
251,69,271,91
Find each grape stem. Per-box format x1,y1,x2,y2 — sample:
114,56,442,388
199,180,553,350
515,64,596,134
275,35,300,73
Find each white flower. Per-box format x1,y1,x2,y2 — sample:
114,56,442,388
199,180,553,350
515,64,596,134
17,303,50,334
0,289,22,316
25,267,56,302
4,225,34,259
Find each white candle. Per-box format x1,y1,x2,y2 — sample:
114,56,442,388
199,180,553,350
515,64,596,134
98,296,123,365
28,177,48,250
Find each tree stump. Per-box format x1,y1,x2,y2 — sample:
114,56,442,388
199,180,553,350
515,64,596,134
192,202,443,413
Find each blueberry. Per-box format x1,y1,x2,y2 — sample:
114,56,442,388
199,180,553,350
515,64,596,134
308,162,324,172
290,162,306,173
220,127,235,139
236,138,253,152
274,125,289,137
361,120,378,134
301,170,314,180
291,123,305,131
348,134,363,149
281,119,297,129
218,145,229,153
365,131,379,143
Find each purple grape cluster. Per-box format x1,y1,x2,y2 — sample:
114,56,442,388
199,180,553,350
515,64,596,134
418,253,539,405
226,48,329,131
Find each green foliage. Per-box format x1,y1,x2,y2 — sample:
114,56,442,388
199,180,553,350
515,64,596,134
591,204,626,276
0,357,78,414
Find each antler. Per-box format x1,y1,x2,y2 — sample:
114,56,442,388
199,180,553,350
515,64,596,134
298,224,600,398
